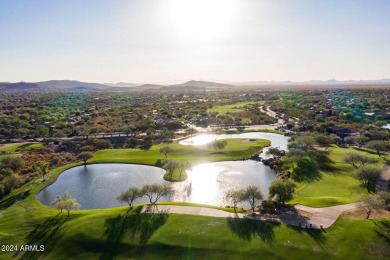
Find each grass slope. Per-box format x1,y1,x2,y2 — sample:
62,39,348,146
90,139,270,166
0,141,389,259
207,101,258,115
291,145,389,207
0,143,43,151
1,196,389,259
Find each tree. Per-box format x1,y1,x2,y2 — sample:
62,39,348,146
159,127,174,142
359,195,385,219
355,166,381,193
78,125,90,139
0,157,22,198
283,148,306,167
0,156,24,172
242,185,263,213
366,140,390,156
159,146,173,158
141,184,174,204
0,175,20,198
77,152,93,165
178,161,191,180
344,136,369,146
225,190,244,210
343,152,378,169
52,192,80,216
185,127,197,137
266,147,285,157
288,135,316,151
64,197,80,216
35,125,49,138
268,179,297,204
34,161,49,181
377,191,390,211
162,159,180,179
140,135,154,151
96,139,112,150
117,187,141,209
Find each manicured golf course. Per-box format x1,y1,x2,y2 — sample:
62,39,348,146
291,145,388,207
1,191,389,259
0,142,43,152
207,101,258,115
0,138,389,259
90,138,270,181
91,138,269,165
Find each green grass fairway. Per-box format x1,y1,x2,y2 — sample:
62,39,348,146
0,142,44,151
224,129,286,135
0,189,389,260
90,138,270,166
0,142,389,259
207,101,258,115
291,145,389,207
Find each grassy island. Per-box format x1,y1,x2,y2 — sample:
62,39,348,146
90,138,270,181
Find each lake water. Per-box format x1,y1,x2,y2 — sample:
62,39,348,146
172,160,276,206
37,132,289,209
179,132,289,159
37,164,169,209
37,161,276,209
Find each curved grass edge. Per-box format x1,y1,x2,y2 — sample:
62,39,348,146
89,138,271,182
156,201,245,213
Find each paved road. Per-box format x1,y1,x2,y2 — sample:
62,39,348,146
142,203,359,229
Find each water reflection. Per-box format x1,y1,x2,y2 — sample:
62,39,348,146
171,161,275,206
38,161,276,209
179,132,289,159
37,164,168,209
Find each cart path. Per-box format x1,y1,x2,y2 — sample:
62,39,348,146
376,161,390,193
142,202,360,229
294,202,360,228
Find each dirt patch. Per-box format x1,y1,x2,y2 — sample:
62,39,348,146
341,208,390,219
296,210,313,220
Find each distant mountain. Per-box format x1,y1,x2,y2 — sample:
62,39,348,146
136,84,166,90
2,78,389,91
170,80,234,88
133,80,235,90
0,82,40,90
104,82,141,88
235,79,390,86
35,80,109,89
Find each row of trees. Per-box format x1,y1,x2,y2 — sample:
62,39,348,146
343,152,382,193
225,179,297,212
52,192,80,216
117,184,174,209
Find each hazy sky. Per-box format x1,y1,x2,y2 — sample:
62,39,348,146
1,0,390,83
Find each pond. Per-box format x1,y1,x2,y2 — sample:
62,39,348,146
37,161,276,209
37,164,168,209
179,132,289,159
172,160,276,206
37,132,289,209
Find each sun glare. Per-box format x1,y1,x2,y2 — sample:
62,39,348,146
163,0,239,43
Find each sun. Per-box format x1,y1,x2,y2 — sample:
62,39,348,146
163,0,239,43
